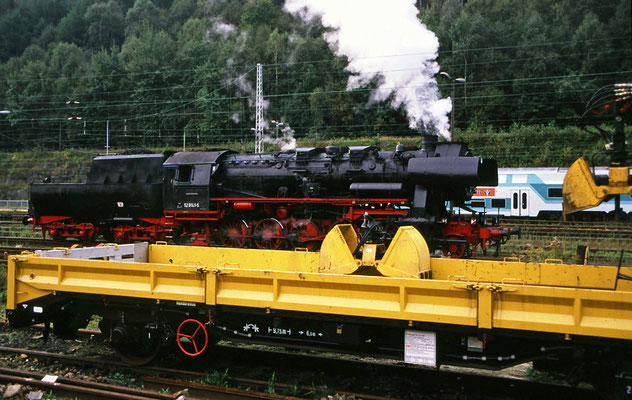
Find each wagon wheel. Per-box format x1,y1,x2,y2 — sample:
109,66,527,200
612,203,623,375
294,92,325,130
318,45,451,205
253,218,285,250
47,230,63,241
114,337,162,366
77,223,97,243
290,219,321,251
176,319,209,357
219,219,249,248
110,224,131,243
101,319,164,366
46,223,65,241
442,235,468,259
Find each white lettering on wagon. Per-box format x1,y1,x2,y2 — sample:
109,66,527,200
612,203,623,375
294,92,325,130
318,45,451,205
268,327,292,336
243,323,259,333
175,301,196,307
297,330,323,337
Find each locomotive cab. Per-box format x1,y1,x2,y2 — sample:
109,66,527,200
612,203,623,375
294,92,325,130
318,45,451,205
163,151,233,211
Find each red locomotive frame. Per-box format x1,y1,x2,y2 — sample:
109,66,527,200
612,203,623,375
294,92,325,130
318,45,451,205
31,196,514,258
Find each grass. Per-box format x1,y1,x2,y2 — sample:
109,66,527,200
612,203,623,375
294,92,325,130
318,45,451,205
500,234,632,266
106,371,139,388
526,367,563,384
267,372,277,394
201,369,230,387
0,224,41,238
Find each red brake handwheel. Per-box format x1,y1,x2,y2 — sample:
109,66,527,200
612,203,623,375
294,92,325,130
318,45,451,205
176,319,208,356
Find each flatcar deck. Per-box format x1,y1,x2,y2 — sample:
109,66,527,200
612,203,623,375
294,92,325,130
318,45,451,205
8,226,632,342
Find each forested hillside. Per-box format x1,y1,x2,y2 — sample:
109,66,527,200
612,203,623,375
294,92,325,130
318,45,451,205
0,0,630,155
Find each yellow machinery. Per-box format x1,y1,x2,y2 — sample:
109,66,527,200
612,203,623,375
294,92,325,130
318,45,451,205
563,157,632,216
6,225,632,392
7,227,632,344
8,225,632,333
563,83,632,218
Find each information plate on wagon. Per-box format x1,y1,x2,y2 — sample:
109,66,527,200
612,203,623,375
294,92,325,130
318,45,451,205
404,330,436,367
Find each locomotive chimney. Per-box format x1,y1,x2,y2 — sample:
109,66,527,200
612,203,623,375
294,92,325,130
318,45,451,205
420,134,438,152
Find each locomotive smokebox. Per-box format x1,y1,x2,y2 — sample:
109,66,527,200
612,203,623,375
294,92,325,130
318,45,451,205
408,157,498,186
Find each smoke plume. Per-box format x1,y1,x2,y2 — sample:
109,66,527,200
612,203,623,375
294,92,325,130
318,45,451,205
263,124,297,151
284,0,452,139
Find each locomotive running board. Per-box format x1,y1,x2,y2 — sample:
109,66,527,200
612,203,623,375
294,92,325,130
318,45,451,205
562,157,632,218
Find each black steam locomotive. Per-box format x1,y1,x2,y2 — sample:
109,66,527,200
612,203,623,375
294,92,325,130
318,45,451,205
28,135,508,256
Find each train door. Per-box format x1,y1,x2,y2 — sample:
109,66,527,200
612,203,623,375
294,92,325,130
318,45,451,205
510,189,530,217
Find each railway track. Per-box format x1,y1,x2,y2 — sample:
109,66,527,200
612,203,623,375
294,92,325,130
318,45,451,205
0,367,175,400
0,337,599,400
3,216,632,242
3,220,632,245
0,209,28,221
498,218,632,240
0,345,375,400
0,236,62,246
0,365,303,400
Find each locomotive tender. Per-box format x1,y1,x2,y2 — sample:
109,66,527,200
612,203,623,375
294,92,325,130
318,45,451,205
28,135,506,255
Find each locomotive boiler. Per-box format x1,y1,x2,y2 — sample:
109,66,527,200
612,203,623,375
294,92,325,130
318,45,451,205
27,135,510,256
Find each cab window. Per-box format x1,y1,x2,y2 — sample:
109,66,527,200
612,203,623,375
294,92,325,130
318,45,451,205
176,165,193,183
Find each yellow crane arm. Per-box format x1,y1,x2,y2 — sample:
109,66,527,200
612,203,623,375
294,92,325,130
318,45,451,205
562,157,632,218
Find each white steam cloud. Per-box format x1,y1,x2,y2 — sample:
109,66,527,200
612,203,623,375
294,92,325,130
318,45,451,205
211,21,236,38
284,0,452,139
263,124,297,151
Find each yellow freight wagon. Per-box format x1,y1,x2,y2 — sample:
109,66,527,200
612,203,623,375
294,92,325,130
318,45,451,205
6,225,632,393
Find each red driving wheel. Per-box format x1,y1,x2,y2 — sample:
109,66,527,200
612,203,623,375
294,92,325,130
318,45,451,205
442,235,467,259
219,219,249,248
292,220,321,251
253,218,285,249
176,319,209,357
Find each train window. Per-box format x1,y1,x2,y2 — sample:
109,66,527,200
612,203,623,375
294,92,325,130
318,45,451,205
512,193,518,209
522,192,527,209
548,188,563,198
491,199,506,208
176,165,194,183
469,201,485,208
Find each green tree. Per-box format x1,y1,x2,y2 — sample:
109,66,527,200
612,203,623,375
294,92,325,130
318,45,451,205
56,8,86,46
119,27,178,146
125,0,163,37
85,0,125,49
167,0,198,33
241,0,283,28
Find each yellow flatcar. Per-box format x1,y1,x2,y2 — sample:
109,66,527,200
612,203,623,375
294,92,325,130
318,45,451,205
7,225,632,395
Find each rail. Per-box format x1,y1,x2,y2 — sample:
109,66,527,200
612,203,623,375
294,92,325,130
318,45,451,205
0,345,595,400
0,367,175,400
499,218,632,240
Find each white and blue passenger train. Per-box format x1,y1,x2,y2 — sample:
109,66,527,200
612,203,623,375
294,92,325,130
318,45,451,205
462,168,632,219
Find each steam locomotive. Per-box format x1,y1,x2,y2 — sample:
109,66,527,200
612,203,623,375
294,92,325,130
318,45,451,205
27,135,514,256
